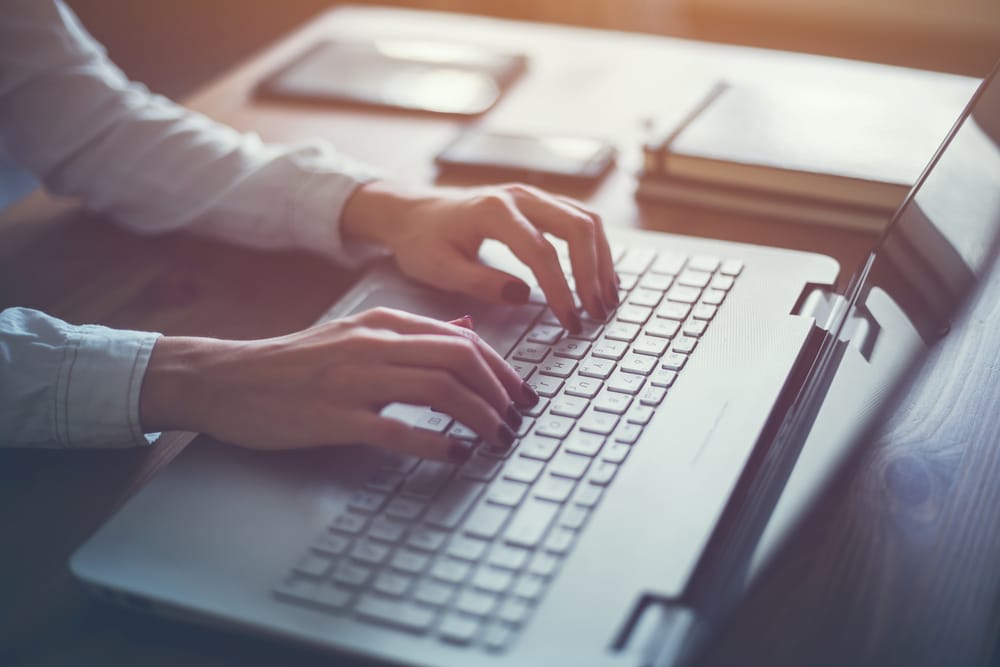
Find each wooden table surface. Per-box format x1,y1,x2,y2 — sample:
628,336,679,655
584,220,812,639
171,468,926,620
1,6,995,666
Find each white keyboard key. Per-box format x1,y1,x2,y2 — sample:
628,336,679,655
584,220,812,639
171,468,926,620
613,423,643,445
512,343,549,363
424,479,484,529
547,451,591,480
414,579,455,606
512,574,546,599
617,272,638,290
579,409,619,435
558,504,590,530
720,259,744,276
471,566,515,593
504,498,560,548
538,357,577,378
553,338,590,359
484,623,514,651
509,361,536,380
415,410,452,433
527,374,563,398
519,434,561,461
639,386,668,406
526,551,560,577
677,269,712,288
522,396,549,418
447,534,490,561
455,589,500,617
607,369,646,395
487,543,531,570
572,483,603,508
563,430,605,457
701,289,726,305
645,318,681,339
367,517,407,543
407,525,448,552
578,356,615,379
568,318,603,341
632,336,669,357
692,304,718,320
464,503,511,540
487,480,529,507
549,395,589,418
534,473,576,502
650,368,678,387
332,561,373,587
628,288,662,307
616,305,653,325
527,325,564,345
688,254,720,273
503,457,545,484
683,320,708,337
657,302,690,321
403,460,456,498
544,527,575,554
588,461,619,486
661,352,688,371
592,339,628,360
429,558,472,583
666,285,701,304
604,321,641,342
384,497,425,521
534,414,574,439
593,389,632,414
438,613,481,644
295,551,335,578
619,353,657,375
461,454,504,482
498,598,532,625
565,375,603,398
347,490,388,514
616,247,656,274
356,594,437,633
313,532,352,556
373,571,414,597
331,512,368,534
390,548,430,574
638,273,673,291
673,336,698,354
650,252,686,275
626,405,655,425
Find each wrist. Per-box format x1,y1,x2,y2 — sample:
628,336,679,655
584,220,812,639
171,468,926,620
340,180,437,249
139,336,227,434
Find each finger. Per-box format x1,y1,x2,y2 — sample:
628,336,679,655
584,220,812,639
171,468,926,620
510,186,607,320
360,307,537,407
557,195,619,308
357,413,476,463
361,365,517,450
470,193,580,333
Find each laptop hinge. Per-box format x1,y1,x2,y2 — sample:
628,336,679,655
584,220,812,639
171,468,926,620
793,284,879,359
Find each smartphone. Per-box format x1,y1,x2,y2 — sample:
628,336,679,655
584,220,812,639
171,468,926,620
256,39,527,116
435,130,617,185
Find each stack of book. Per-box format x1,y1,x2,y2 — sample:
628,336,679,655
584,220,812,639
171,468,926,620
638,81,960,232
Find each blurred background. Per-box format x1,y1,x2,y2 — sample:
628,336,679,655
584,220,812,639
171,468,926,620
66,0,1000,101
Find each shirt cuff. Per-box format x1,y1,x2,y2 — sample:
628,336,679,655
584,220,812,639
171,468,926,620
285,142,392,269
56,324,162,448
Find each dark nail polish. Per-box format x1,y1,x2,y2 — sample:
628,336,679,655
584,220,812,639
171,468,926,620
501,281,531,305
521,381,540,406
447,441,472,463
567,311,583,335
504,403,523,430
497,423,517,450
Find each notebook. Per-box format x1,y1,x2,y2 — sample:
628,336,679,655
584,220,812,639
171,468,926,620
69,63,1000,667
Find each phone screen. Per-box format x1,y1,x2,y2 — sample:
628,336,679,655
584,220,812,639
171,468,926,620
437,131,615,181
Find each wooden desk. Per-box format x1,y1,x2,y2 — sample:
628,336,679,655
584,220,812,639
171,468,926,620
1,6,994,666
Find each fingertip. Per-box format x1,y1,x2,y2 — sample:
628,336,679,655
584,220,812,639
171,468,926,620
447,439,474,463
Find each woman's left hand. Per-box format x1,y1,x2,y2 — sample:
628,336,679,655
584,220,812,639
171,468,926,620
341,181,619,333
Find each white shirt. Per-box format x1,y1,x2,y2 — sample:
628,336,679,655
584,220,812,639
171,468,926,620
0,0,387,448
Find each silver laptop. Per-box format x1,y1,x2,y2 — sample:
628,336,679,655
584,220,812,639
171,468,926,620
70,63,1000,667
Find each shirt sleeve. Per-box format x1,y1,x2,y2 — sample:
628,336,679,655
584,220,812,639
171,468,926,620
0,0,390,268
0,308,161,449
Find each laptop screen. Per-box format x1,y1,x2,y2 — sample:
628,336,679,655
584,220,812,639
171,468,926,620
861,61,1000,341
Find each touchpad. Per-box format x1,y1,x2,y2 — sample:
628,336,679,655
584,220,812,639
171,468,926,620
347,287,543,357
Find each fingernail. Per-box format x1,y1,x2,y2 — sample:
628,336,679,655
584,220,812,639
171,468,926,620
497,423,517,450
566,311,582,335
447,441,473,462
504,403,523,430
501,281,531,305
452,314,474,329
521,381,540,406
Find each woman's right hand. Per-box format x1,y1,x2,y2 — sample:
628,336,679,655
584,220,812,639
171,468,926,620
138,307,539,462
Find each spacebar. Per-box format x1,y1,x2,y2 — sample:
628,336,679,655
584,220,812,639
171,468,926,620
503,498,560,548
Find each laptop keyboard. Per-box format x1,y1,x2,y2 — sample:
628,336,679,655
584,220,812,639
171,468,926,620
273,246,743,652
